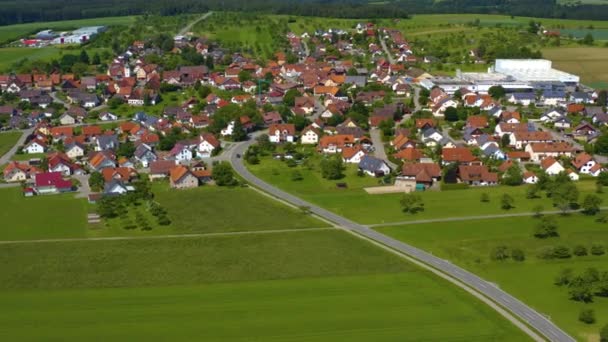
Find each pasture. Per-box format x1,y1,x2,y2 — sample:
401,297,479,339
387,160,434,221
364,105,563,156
0,229,528,341
377,215,608,340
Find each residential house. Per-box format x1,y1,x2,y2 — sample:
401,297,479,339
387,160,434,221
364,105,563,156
572,153,602,176
525,142,574,162
198,133,221,158
167,143,193,162
318,134,355,153
23,139,46,154
3,161,40,182
134,143,157,167
149,160,176,180
401,163,441,188
507,93,535,106
59,112,76,125
523,171,538,184
541,157,565,175
358,155,391,177
458,165,498,186
34,172,72,194
509,131,554,149
442,147,478,165
169,165,199,189
265,122,296,143
301,126,321,145
104,180,135,195
341,146,366,164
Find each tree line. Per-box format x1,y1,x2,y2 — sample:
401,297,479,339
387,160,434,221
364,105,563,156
4,0,608,27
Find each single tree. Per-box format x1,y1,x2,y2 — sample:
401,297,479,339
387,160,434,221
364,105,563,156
573,245,588,256
501,194,514,210
444,106,458,122
511,248,525,262
555,268,574,286
534,216,559,238
88,171,105,191
591,244,606,255
400,193,425,214
488,85,506,100
502,165,523,186
582,194,603,215
212,162,236,186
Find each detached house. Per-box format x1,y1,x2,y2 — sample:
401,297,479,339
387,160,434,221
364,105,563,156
268,124,296,143
358,155,391,177
34,172,72,194
170,165,199,189
23,139,46,154
198,133,221,158
525,142,574,162
401,163,441,188
318,134,355,154
168,143,193,162
541,157,565,176
301,126,321,145
458,165,498,186
572,153,602,176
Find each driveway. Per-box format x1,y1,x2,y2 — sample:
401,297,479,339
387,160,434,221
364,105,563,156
369,128,397,170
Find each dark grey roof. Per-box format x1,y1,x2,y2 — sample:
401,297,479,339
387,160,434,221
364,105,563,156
358,155,390,173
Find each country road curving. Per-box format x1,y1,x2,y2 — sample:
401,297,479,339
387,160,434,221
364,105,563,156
228,136,575,342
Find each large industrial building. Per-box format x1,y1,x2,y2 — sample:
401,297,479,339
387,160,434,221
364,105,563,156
420,59,579,95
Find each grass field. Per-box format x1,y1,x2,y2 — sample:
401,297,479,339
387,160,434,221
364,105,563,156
377,215,608,340
542,47,608,89
0,131,21,157
0,229,528,341
0,16,136,44
0,187,88,241
95,182,327,237
0,46,111,72
247,156,608,225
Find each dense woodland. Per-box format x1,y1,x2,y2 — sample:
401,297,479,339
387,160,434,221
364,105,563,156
2,0,608,26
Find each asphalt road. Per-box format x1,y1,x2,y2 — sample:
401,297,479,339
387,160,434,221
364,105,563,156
378,33,396,64
369,128,397,170
229,136,575,342
0,128,34,166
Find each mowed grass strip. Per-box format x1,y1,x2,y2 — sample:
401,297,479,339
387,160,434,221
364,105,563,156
0,230,412,289
0,273,527,341
0,187,88,240
247,157,607,225
376,215,608,340
0,131,21,157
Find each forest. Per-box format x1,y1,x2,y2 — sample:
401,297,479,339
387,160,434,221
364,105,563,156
1,0,608,26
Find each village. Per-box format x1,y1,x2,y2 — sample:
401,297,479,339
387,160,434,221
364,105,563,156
0,20,607,203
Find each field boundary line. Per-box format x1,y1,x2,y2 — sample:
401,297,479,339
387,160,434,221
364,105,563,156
0,227,335,245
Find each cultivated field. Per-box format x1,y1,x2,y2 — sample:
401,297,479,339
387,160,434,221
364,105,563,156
0,230,528,341
542,47,608,89
377,215,608,340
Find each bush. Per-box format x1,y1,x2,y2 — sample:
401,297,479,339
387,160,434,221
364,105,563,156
573,245,588,257
554,268,574,286
537,246,556,259
480,192,490,203
490,245,510,261
591,244,606,256
579,309,596,324
601,324,608,342
552,245,572,259
511,248,525,262
534,216,559,238
291,170,303,181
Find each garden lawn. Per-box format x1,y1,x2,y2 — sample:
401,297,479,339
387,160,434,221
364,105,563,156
0,187,87,241
247,157,608,225
0,229,527,341
0,131,21,157
96,182,327,237
376,214,608,341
